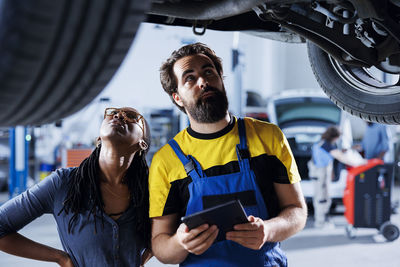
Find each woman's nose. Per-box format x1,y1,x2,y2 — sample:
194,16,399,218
114,112,124,120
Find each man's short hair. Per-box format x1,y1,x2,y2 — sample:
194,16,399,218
159,42,223,112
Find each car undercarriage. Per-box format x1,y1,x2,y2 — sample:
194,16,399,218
1,0,400,125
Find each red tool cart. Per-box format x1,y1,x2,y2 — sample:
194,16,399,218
343,159,399,241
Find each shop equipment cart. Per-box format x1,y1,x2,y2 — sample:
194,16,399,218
343,159,399,241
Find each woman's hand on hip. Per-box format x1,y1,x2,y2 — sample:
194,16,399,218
57,251,74,267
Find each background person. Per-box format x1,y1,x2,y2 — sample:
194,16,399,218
0,107,152,267
149,43,307,266
310,126,346,228
360,122,396,214
361,122,389,160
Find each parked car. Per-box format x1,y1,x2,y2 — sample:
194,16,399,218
243,91,269,122
1,1,400,126
266,89,370,207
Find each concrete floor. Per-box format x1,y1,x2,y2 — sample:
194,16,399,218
0,186,399,267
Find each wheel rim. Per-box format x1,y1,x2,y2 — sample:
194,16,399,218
329,55,400,96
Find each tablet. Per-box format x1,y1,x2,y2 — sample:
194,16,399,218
181,200,248,231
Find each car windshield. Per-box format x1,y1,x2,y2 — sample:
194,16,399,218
275,97,341,126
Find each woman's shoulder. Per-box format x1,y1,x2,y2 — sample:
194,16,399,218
41,167,77,190
53,167,77,178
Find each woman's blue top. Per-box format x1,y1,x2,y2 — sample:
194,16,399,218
0,168,144,267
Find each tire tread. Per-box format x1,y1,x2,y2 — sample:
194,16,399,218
0,0,150,126
307,41,400,125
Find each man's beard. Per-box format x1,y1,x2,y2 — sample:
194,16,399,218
183,85,229,123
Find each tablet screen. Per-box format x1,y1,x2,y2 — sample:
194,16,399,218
181,200,248,231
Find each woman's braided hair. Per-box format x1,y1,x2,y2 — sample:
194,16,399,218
58,120,151,247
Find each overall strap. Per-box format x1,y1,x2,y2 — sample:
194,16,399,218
236,118,251,171
168,139,203,180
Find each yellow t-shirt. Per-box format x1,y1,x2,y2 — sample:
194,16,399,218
149,117,300,218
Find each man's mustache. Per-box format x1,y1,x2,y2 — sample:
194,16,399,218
200,86,220,97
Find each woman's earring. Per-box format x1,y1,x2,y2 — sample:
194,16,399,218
96,137,102,147
139,140,148,151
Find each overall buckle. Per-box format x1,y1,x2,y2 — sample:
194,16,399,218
236,145,250,160
184,159,195,174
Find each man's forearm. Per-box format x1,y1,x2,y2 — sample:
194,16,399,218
152,233,189,264
0,233,68,264
263,204,307,242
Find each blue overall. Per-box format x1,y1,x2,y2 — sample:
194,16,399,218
168,118,287,267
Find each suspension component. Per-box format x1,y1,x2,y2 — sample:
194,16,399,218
311,1,357,24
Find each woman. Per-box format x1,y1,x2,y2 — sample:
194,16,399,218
0,107,152,266
310,125,342,228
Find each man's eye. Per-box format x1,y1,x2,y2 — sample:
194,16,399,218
205,69,217,76
185,75,195,82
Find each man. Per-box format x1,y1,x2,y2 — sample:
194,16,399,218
149,43,307,266
361,122,389,160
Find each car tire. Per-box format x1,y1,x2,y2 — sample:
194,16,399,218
0,0,150,126
307,41,400,124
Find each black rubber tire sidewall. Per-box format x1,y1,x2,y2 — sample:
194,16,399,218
307,41,400,124
0,0,150,126
380,222,400,241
